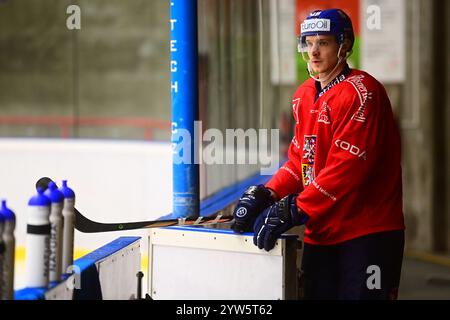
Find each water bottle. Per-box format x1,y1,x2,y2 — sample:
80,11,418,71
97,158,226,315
59,180,75,275
0,209,4,299
25,188,51,288
0,200,15,300
45,182,64,285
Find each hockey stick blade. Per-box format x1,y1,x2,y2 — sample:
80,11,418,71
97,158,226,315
74,208,233,233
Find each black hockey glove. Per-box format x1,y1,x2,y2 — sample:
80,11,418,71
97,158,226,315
253,194,308,251
231,185,275,233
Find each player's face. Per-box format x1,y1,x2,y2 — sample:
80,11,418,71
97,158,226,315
305,35,340,74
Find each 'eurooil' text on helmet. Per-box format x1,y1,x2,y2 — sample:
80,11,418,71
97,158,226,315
299,8,355,51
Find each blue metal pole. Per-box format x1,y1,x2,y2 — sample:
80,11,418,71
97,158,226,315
170,0,199,218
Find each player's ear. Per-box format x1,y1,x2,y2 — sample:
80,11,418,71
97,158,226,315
340,38,352,58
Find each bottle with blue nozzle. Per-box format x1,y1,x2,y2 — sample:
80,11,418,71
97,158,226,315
59,180,75,275
0,200,16,300
25,187,51,288
45,181,64,285
0,206,4,298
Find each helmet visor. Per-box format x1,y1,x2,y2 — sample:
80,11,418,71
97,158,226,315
298,35,336,62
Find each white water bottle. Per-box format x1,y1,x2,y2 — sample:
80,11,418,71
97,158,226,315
0,200,15,300
45,182,64,285
25,188,51,288
59,180,75,275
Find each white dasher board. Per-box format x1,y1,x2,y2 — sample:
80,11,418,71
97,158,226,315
148,226,298,300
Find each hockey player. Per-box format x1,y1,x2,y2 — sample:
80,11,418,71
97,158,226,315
231,8,405,300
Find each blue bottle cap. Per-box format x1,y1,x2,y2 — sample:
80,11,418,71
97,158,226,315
28,187,51,207
44,181,64,204
0,200,15,221
59,180,75,199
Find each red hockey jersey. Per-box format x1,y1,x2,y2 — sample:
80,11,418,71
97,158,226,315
266,68,405,245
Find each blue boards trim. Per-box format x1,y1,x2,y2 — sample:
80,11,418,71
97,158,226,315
14,287,47,300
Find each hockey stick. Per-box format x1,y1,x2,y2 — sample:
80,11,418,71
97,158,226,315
74,208,232,233
36,177,233,233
